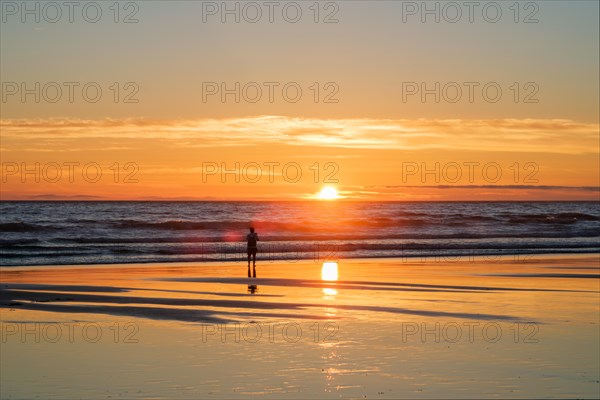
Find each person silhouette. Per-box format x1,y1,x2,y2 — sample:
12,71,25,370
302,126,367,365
246,227,259,277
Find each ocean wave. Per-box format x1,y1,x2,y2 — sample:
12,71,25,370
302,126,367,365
2,247,599,267
5,213,596,235
110,218,432,231
0,222,54,233
4,240,598,258
507,212,600,224
1,201,598,267
0,238,40,245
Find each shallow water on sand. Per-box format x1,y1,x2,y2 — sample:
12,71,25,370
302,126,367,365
1,255,599,398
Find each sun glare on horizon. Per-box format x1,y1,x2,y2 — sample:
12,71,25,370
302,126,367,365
316,186,339,200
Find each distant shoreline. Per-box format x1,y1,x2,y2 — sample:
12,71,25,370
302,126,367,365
2,200,600,203
1,253,598,271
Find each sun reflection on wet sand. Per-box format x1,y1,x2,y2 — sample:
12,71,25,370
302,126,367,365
321,261,338,297
321,261,338,315
321,262,339,281
320,262,343,392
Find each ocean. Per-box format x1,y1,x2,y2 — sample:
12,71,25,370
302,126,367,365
1,201,599,266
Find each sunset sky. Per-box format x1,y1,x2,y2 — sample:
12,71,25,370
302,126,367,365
1,0,598,200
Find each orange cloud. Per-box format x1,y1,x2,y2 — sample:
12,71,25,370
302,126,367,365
2,116,598,154
1,117,598,200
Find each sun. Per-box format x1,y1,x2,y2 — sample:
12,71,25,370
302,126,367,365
317,186,339,200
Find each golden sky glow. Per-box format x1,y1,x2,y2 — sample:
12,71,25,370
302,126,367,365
1,116,598,200
1,2,598,201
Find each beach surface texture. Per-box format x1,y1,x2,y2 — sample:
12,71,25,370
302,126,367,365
1,255,598,398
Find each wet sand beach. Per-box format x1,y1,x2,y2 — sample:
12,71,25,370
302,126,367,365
1,255,599,398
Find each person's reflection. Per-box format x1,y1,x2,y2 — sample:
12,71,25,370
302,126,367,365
247,284,258,294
